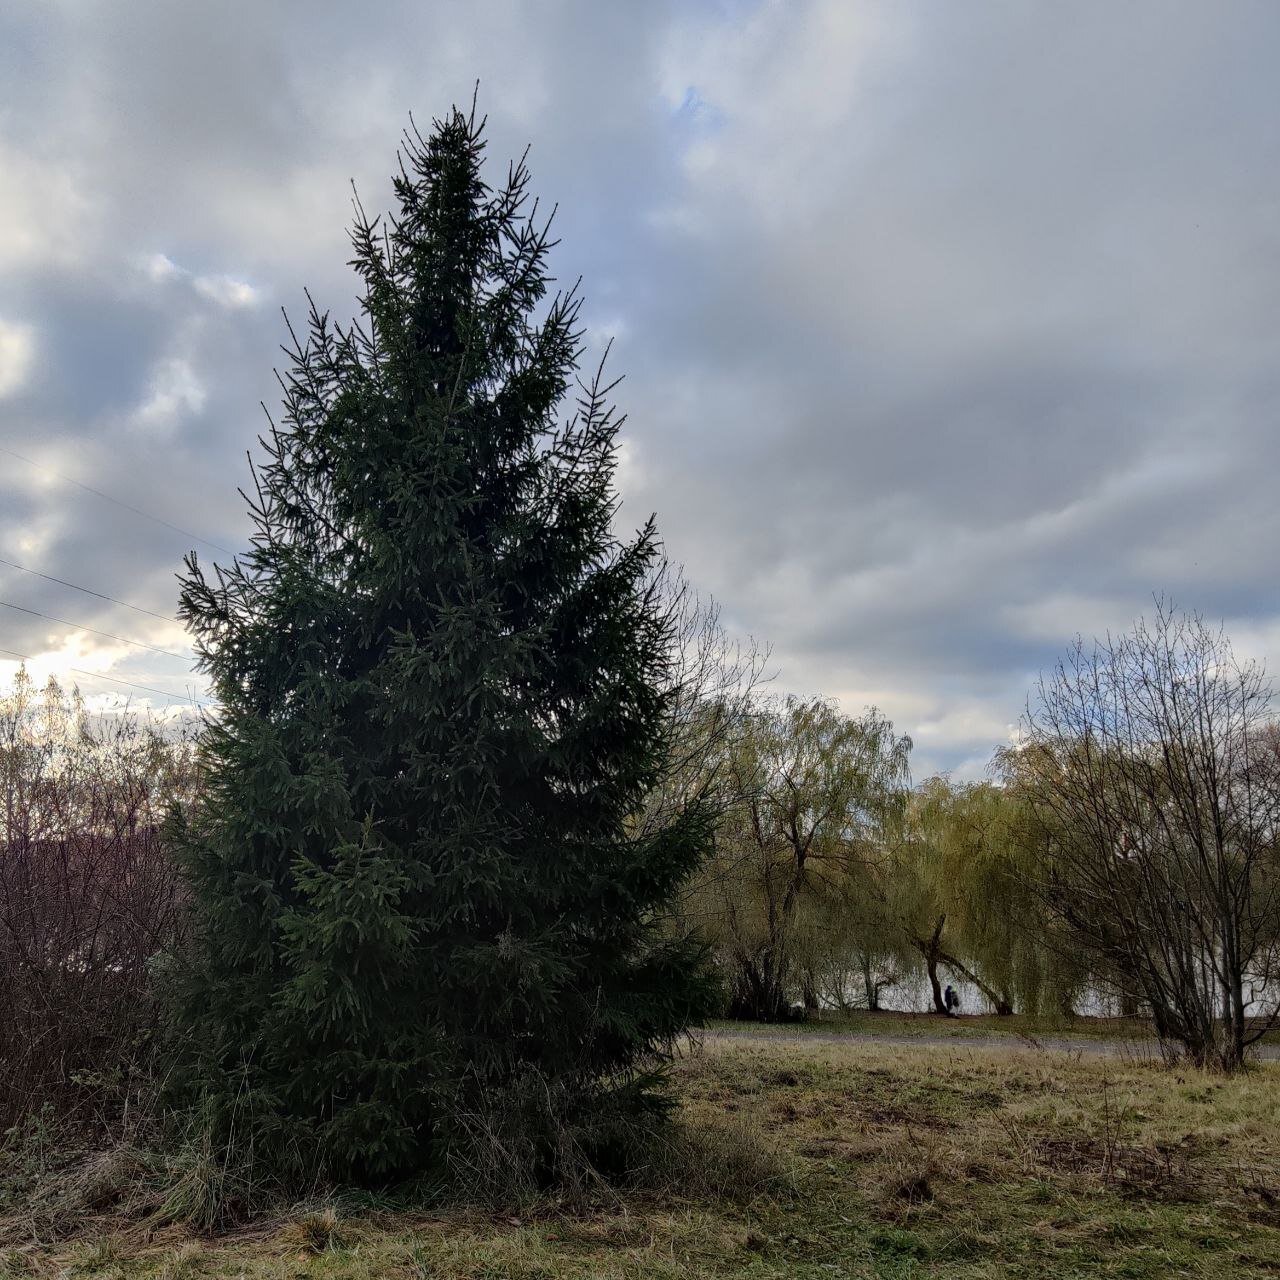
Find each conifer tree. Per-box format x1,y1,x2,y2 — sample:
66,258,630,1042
173,104,717,1182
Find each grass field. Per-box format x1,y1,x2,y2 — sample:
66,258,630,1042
4,1032,1279,1278
710,1008,1280,1047
711,1010,1160,1044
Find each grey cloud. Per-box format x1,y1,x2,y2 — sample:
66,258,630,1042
1,0,1278,773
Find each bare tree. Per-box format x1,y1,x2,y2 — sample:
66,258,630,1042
1015,604,1280,1070
634,575,769,842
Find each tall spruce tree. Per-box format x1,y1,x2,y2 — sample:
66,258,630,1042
173,104,717,1182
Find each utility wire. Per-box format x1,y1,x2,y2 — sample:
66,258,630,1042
0,555,176,624
0,443,234,556
0,597,190,661
0,646,213,709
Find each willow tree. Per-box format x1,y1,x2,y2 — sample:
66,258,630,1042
895,777,1074,1017
171,106,718,1183
691,696,911,1021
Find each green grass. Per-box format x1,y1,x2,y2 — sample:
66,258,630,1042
4,1036,1280,1277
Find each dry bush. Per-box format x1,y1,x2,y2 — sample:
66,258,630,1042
0,671,197,1132
635,1113,788,1203
443,1067,667,1208
443,1062,788,1211
8,1143,158,1240
278,1205,347,1253
872,1126,962,1217
443,1070,604,1208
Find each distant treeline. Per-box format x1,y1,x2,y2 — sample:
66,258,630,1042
2,599,1275,1163
673,604,1280,1072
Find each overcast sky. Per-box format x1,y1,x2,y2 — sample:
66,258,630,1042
1,0,1278,776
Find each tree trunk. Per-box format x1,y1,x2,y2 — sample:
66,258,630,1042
801,977,819,1014
727,952,794,1022
915,916,952,1016
926,954,948,1015
1226,964,1247,1072
937,948,1014,1015
862,957,879,1011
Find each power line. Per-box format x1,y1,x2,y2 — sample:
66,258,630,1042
0,647,213,709
0,597,190,661
0,443,234,556
0,555,176,624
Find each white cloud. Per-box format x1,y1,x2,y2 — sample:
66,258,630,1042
912,706,1016,749
136,252,261,308
3,1,1280,774
0,319,35,398
613,439,646,499
139,251,183,282
658,1,909,232
1002,593,1139,646
135,356,207,430
0,135,92,271
193,273,262,309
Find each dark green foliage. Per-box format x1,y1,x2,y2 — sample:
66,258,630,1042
171,104,717,1184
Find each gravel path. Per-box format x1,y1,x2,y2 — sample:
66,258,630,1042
704,1026,1280,1061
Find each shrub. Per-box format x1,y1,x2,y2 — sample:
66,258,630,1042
0,671,194,1131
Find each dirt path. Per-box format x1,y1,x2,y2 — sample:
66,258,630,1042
704,1026,1280,1061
